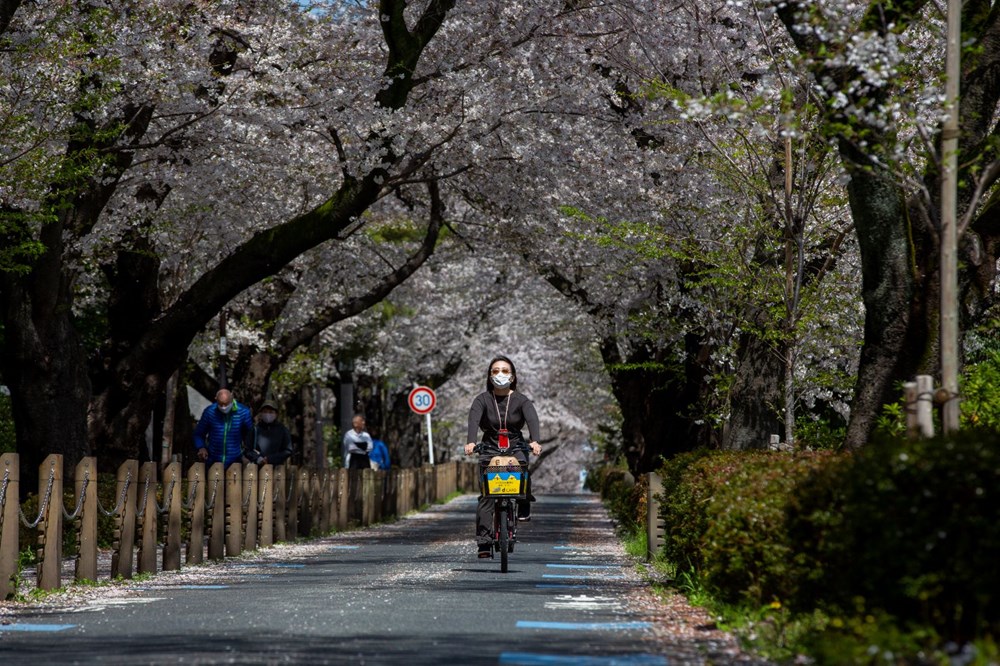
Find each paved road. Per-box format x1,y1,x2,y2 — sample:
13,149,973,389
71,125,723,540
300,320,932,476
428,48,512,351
0,494,750,665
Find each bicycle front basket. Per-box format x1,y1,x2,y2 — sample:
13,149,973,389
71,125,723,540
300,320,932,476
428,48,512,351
482,464,527,498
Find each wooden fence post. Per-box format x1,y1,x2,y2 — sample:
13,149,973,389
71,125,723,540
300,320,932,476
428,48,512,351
207,463,225,560
361,468,374,527
428,464,436,505
74,457,98,583
381,470,394,519
408,468,417,514
163,461,182,571
394,469,403,517
225,464,242,557
274,464,287,543
917,374,935,438
306,469,319,536
111,459,138,580
406,468,416,514
243,464,259,551
187,462,206,565
413,467,422,508
36,454,63,591
259,464,274,547
0,453,20,599
286,465,299,541
319,470,331,534
137,462,158,575
374,470,386,523
297,468,311,537
422,465,433,507
412,467,420,511
336,468,348,530
331,468,341,530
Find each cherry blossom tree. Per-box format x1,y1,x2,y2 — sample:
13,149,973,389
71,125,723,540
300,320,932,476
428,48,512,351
7,0,953,493
774,0,1000,448
1,0,460,479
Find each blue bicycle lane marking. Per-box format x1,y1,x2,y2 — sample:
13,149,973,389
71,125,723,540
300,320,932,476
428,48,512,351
0,623,77,632
499,651,667,665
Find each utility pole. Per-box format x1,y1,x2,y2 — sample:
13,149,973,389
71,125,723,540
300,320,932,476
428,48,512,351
314,384,326,469
940,0,961,433
337,358,355,441
218,310,228,389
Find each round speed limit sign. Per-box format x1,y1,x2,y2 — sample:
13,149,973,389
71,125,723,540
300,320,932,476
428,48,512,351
407,386,437,415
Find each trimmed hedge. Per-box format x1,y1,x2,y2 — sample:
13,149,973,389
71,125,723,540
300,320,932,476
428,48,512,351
789,430,1000,641
655,431,1000,642
585,463,645,535
659,450,834,605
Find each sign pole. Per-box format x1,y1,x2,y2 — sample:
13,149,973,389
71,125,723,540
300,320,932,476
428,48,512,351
425,413,434,465
407,385,437,466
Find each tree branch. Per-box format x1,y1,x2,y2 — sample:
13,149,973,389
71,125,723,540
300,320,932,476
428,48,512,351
275,181,445,355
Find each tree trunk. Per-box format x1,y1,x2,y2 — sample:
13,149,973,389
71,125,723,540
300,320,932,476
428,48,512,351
784,344,796,445
603,333,714,474
0,224,90,495
724,332,785,450
231,349,278,413
87,235,169,471
842,148,930,449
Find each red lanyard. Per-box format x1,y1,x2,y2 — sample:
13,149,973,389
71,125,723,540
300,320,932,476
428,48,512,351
493,393,511,449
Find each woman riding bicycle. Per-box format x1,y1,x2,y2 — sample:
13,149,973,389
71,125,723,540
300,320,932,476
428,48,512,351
464,355,542,558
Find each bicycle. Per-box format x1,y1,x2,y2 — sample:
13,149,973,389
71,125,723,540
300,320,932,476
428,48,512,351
480,454,528,573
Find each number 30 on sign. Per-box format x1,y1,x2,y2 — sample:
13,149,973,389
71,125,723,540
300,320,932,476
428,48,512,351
408,386,436,415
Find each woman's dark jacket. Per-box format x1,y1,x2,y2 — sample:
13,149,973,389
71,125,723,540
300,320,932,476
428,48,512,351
246,421,294,465
466,390,540,456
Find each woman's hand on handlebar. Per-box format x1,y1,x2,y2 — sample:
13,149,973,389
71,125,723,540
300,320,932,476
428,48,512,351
529,441,541,456
464,442,477,456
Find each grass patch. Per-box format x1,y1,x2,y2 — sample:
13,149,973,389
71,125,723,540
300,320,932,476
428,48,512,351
622,528,647,560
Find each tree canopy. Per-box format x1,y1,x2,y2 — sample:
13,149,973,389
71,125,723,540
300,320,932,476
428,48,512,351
1,0,996,485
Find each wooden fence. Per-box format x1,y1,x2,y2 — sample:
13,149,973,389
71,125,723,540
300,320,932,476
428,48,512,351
0,453,478,599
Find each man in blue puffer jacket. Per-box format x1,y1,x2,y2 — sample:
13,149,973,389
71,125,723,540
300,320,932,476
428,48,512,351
193,389,254,468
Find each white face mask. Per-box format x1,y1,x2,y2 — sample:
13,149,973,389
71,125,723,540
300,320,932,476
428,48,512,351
261,413,276,424
218,402,233,414
491,372,512,388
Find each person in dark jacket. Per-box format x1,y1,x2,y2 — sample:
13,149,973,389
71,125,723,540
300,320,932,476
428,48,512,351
245,400,293,466
464,355,542,558
194,388,254,468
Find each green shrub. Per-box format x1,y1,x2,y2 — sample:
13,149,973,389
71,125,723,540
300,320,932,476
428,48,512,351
586,462,644,535
700,451,836,607
657,449,743,575
794,413,847,450
961,347,1000,430
789,430,1000,642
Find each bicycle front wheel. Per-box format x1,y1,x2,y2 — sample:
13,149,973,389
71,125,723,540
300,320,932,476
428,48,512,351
498,504,510,573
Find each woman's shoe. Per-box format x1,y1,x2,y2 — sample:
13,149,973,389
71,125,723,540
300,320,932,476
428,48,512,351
519,515,530,522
